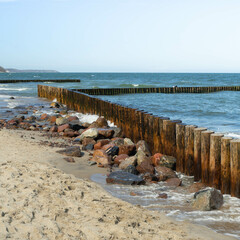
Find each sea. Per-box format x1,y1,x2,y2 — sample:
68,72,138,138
0,72,240,239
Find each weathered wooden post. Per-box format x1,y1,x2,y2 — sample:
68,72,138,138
209,133,224,189
184,125,197,176
221,137,232,194
230,139,240,197
193,128,207,181
201,130,214,184
176,123,186,172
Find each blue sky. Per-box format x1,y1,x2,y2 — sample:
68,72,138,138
1,0,240,72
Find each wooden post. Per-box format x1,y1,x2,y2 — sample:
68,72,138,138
209,133,224,189
159,117,170,154
193,128,207,181
176,123,186,172
201,130,214,184
230,139,240,197
221,137,232,194
184,125,197,176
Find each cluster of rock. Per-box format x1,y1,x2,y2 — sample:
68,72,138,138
0,100,224,211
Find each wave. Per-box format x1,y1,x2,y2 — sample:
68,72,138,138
0,87,29,91
119,84,155,88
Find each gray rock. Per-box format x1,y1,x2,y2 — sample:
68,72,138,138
136,140,151,156
124,165,139,175
158,155,176,170
56,117,69,126
82,144,94,151
106,171,144,185
124,138,134,145
110,127,124,138
136,150,149,165
119,156,137,170
79,128,98,141
57,146,82,157
192,187,223,211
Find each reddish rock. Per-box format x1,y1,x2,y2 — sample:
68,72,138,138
188,182,207,193
57,146,81,157
49,115,57,123
118,145,136,156
142,172,158,182
136,140,151,156
102,144,116,151
50,126,58,133
82,138,96,147
165,178,181,187
136,159,154,174
151,153,164,166
94,139,111,150
96,117,108,128
91,149,112,167
68,116,79,122
114,154,129,165
155,166,177,181
57,124,70,133
157,193,168,199
63,131,77,138
98,129,114,139
40,113,49,121
7,119,18,125
111,138,124,146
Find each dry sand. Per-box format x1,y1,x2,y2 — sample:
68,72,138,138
0,128,236,240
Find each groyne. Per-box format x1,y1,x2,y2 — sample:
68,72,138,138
38,85,240,198
74,85,240,95
0,79,80,83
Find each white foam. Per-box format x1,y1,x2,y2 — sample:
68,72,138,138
224,132,240,139
132,84,139,87
0,87,29,91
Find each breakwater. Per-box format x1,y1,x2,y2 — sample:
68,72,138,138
38,85,240,198
74,85,240,95
0,79,80,83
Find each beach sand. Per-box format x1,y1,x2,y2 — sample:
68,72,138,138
0,128,236,240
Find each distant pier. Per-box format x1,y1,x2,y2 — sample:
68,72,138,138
0,79,81,83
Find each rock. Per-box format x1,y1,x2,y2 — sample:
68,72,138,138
91,149,112,167
40,113,50,121
68,116,79,122
155,166,177,181
57,124,70,132
57,146,82,157
165,178,181,187
151,153,164,166
141,173,158,183
64,157,75,163
110,127,124,138
88,161,97,166
50,102,60,108
102,144,116,151
136,140,151,156
95,117,108,128
82,138,96,147
136,159,154,174
9,97,15,99
111,138,124,146
79,128,98,141
56,117,69,126
98,129,114,139
157,155,177,170
60,110,68,115
136,149,149,165
192,188,224,211
83,144,94,151
119,156,137,170
114,154,129,165
94,139,111,150
157,193,168,199
69,121,82,131
188,182,207,193
124,165,139,175
106,171,144,185
49,115,57,123
118,145,136,156
105,145,119,156
124,138,134,145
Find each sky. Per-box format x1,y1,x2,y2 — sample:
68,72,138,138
1,0,240,72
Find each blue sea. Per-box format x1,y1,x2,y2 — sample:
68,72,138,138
0,72,240,239
0,72,240,138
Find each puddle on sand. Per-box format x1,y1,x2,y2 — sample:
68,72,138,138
91,173,240,239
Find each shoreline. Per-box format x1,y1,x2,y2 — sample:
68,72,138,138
0,128,236,239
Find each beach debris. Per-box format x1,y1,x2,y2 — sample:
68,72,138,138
192,187,224,211
106,171,145,185
57,146,82,157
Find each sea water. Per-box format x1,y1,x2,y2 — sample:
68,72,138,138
0,72,240,238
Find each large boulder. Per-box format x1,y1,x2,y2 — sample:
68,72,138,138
156,155,176,170
155,166,177,181
119,156,137,170
136,140,151,156
91,149,112,167
98,129,114,139
136,159,154,174
56,117,69,126
118,145,136,156
192,188,224,211
109,127,124,138
106,171,144,185
124,138,134,145
57,146,82,157
94,139,111,150
95,117,108,128
136,149,149,165
79,128,98,141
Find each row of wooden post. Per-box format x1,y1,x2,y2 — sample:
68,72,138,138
0,79,80,83
38,85,240,198
75,86,240,95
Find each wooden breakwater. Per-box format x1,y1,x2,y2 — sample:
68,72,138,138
38,85,240,198
74,85,240,95
0,79,81,83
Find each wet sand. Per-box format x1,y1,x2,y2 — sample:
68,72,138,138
0,128,236,240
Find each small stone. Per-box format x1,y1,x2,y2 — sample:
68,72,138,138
64,157,75,163
40,113,50,121
91,149,112,167
155,166,177,181
114,154,129,165
136,150,149,165
94,139,111,150
124,165,139,175
158,155,177,170
151,153,164,166
165,178,181,187
83,144,94,151
157,193,168,199
57,146,82,157
50,102,60,108
57,124,70,132
82,138,96,147
88,161,97,166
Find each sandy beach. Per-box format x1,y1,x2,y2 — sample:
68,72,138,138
0,128,236,240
